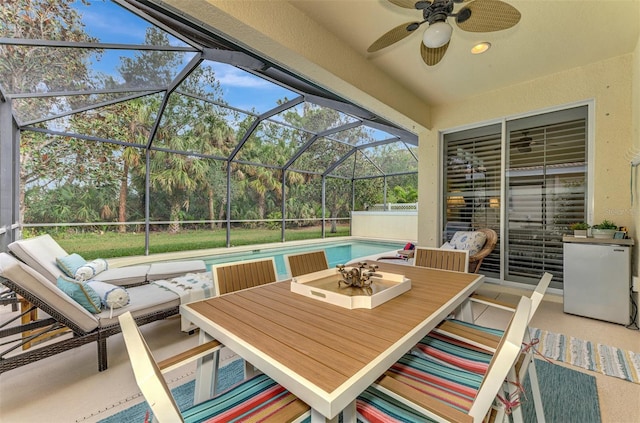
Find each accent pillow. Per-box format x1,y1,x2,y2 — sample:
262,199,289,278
86,281,130,309
56,253,87,278
75,258,109,281
56,276,102,314
449,231,487,257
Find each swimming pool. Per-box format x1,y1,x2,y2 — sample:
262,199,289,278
202,239,404,279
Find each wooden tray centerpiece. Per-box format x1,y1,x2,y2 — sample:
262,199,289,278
290,263,411,309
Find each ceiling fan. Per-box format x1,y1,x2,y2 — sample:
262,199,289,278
368,0,521,66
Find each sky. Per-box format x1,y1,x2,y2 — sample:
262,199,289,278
75,0,297,114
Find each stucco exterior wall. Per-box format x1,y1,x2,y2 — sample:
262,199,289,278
419,55,638,252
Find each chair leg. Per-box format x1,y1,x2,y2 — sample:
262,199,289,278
504,368,525,423
97,336,108,372
528,359,546,423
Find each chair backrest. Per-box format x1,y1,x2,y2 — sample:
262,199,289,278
468,296,532,421
8,234,67,283
466,228,498,273
119,311,184,422
285,250,329,278
413,247,469,272
529,272,553,321
212,257,278,295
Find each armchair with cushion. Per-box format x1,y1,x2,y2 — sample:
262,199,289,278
446,227,498,273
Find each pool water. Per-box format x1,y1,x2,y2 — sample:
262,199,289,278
202,240,403,279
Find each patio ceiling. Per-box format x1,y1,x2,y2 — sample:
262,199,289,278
0,0,418,180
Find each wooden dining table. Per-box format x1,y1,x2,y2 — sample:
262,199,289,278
180,260,484,422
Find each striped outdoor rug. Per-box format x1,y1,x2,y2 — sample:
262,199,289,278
529,327,640,384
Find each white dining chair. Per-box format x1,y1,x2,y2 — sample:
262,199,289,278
118,311,310,423
284,249,329,278
413,246,469,272
428,273,553,422
357,296,532,423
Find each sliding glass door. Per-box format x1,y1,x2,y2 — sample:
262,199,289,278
443,105,588,287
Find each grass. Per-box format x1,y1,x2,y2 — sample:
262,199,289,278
50,226,351,260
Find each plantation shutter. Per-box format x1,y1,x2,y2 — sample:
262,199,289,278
443,124,502,278
505,107,588,285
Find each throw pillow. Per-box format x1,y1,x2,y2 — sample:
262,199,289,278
75,258,109,281
86,280,130,309
440,242,456,250
56,276,102,314
449,231,487,257
56,253,87,278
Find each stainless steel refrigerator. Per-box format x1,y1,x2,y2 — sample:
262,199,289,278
563,239,632,325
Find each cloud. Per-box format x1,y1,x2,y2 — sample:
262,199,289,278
81,5,150,44
214,66,271,89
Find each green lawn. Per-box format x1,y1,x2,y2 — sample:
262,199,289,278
50,226,350,260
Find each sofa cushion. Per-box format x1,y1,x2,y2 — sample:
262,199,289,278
0,253,99,332
8,234,67,283
146,260,206,281
449,231,487,257
57,276,102,314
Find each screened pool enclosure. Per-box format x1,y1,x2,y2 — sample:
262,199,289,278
0,1,418,254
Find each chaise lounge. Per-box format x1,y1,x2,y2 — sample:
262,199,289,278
0,235,210,374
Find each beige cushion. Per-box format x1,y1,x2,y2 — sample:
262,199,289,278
95,265,149,286
0,253,99,333
8,234,67,283
96,284,180,327
146,260,206,281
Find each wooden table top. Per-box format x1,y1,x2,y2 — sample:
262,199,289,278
182,261,483,419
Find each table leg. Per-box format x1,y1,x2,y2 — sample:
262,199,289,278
341,400,357,423
456,300,474,322
193,331,219,404
310,401,356,423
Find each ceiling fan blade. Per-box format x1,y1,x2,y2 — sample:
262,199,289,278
387,0,421,9
456,0,521,32
420,41,449,66
368,22,420,53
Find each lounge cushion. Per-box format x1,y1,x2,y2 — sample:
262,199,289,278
57,276,102,314
8,234,68,283
146,260,206,281
449,231,487,257
0,253,99,332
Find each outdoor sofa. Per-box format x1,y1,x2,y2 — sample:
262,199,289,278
0,235,209,374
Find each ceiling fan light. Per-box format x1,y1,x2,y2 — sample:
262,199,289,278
471,42,491,54
423,21,452,48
